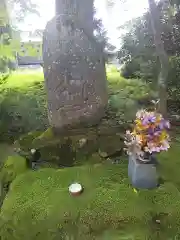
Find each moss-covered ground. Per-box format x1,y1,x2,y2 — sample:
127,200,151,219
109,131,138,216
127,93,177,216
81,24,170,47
0,68,179,239
1,143,180,239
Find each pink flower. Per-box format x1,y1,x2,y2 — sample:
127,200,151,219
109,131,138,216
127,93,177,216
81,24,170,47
155,147,161,152
160,146,168,151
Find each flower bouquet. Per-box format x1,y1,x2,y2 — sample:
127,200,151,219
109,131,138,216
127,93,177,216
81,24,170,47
125,109,170,162
124,102,170,189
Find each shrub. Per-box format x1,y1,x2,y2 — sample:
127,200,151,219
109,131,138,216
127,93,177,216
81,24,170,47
0,71,48,141
0,57,9,73
107,72,157,124
107,75,156,103
120,56,180,104
108,93,139,123
121,60,140,79
106,64,120,73
120,57,160,82
168,56,180,102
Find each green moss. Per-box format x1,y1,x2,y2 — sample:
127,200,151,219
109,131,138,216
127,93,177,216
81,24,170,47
14,122,125,168
0,144,15,165
14,131,43,151
98,135,123,156
32,128,55,147
1,161,180,239
75,153,104,166
1,155,28,184
39,140,76,167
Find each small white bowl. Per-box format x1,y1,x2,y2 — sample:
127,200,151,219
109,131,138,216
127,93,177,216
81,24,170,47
68,183,83,196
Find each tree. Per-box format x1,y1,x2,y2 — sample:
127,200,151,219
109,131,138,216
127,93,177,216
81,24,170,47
8,0,39,22
148,0,169,116
93,17,108,49
0,0,38,74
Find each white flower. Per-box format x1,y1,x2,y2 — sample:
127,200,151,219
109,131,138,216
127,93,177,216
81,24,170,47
126,130,131,135
144,147,150,152
31,149,36,154
136,109,146,119
151,99,160,105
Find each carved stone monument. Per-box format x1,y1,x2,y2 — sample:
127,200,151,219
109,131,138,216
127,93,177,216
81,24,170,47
43,0,108,129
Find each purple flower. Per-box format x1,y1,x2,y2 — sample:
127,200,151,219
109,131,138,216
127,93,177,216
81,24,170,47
147,134,154,140
142,118,149,125
142,115,156,125
148,116,156,123
159,120,170,130
159,121,165,130
155,126,160,131
154,131,161,136
148,128,154,135
164,120,170,129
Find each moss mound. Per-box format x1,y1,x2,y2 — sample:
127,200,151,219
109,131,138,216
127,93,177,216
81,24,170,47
1,155,28,184
1,162,180,239
14,123,125,168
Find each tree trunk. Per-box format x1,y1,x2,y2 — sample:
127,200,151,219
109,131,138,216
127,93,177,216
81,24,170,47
148,0,169,117
55,0,94,33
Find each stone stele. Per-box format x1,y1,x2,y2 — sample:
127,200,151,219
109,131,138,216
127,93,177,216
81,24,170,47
42,0,108,129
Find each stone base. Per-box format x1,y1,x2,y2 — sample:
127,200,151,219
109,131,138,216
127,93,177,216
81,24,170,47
14,120,125,169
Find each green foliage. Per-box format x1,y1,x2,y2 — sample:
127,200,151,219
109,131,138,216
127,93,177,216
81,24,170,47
109,92,139,122
0,27,20,81
168,56,180,101
19,41,42,57
107,70,156,101
0,144,15,166
8,0,39,22
0,57,8,72
1,142,180,240
119,55,180,108
106,64,120,73
0,28,20,59
93,17,108,49
107,69,158,124
0,70,48,142
16,131,43,151
0,56,16,72
120,60,140,79
118,1,180,88
1,155,27,184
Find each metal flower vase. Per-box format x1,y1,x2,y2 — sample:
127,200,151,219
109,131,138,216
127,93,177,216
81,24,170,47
128,154,158,189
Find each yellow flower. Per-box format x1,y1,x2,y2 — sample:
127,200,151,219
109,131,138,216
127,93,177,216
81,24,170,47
132,129,136,135
159,131,167,141
135,119,141,125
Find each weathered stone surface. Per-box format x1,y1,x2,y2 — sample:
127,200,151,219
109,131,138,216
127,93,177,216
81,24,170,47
14,119,125,168
42,0,108,129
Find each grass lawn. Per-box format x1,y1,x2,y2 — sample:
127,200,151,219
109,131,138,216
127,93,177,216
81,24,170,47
0,69,44,89
0,68,179,239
